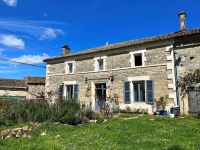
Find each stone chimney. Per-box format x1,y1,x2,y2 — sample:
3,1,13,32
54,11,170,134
179,11,186,31
62,45,70,56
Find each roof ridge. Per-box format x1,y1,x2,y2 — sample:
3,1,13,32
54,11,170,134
44,28,200,62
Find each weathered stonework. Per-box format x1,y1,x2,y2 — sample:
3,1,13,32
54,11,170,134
26,84,45,99
46,42,177,113
45,29,200,114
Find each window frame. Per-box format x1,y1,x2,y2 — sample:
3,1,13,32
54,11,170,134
133,81,146,102
65,61,75,74
129,49,146,68
63,81,78,100
94,56,107,71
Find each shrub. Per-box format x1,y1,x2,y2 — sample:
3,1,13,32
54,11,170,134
0,99,105,126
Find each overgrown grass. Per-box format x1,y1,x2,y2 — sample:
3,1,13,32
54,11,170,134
1,114,200,150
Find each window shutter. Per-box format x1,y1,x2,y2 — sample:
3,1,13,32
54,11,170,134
124,81,131,103
59,84,64,100
73,84,79,100
146,80,154,103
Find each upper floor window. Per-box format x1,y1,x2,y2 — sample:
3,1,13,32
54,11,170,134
68,63,73,73
94,56,107,71
98,58,104,71
130,49,146,67
66,61,75,74
134,54,143,66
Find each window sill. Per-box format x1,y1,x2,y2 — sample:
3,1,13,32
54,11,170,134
95,70,107,72
130,65,146,69
125,102,154,105
65,73,75,75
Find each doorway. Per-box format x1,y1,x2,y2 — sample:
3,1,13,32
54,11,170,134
95,83,106,111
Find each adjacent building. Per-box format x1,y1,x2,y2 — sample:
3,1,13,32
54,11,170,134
44,12,200,114
0,77,45,100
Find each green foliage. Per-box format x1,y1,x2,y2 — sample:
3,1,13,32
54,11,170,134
180,69,200,92
156,96,167,110
0,99,100,126
1,115,200,149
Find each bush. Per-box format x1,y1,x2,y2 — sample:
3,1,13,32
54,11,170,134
0,99,103,126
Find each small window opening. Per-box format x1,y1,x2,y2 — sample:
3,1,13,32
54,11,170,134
134,54,142,66
68,63,73,73
190,56,195,60
98,59,104,70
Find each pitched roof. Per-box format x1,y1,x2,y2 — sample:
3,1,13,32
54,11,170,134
0,77,45,89
44,28,200,62
0,79,26,89
25,77,45,84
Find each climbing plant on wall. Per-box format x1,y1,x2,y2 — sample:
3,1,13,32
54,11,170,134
179,69,200,92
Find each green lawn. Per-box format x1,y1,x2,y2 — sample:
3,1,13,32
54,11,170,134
0,115,200,150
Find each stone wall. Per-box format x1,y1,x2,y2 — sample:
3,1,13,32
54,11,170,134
176,45,200,115
46,43,177,112
176,45,200,78
0,89,27,98
26,84,45,99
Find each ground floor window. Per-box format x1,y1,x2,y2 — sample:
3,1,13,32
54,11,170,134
64,84,79,100
124,80,154,103
66,85,74,99
133,81,145,102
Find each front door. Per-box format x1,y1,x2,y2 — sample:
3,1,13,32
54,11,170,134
95,83,106,111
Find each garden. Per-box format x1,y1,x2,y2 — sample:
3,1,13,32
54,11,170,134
0,69,200,149
0,113,200,150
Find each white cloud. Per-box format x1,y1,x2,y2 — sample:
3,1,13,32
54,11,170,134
40,28,64,40
0,34,25,49
2,0,17,7
0,20,65,40
11,53,49,64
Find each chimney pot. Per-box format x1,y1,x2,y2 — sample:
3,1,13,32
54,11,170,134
179,11,186,31
62,44,70,56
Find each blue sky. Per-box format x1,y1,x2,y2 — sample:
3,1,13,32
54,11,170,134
0,0,199,79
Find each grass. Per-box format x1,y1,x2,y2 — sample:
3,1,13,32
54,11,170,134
0,114,200,150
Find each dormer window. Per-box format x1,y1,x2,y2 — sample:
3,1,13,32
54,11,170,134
66,61,75,74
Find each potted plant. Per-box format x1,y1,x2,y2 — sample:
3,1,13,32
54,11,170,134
156,96,167,117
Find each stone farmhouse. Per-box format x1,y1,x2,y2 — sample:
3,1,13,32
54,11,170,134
0,77,45,100
44,12,200,114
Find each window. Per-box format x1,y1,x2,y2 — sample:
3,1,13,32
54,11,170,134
94,57,106,71
98,59,104,71
68,63,73,73
64,84,79,100
124,78,154,104
134,54,142,66
66,85,73,99
66,61,74,74
133,81,145,102
129,50,146,67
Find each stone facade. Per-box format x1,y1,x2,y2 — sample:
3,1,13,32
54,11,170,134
26,84,45,99
175,45,200,114
45,41,178,113
45,29,200,114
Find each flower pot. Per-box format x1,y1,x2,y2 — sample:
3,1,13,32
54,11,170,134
160,110,168,117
